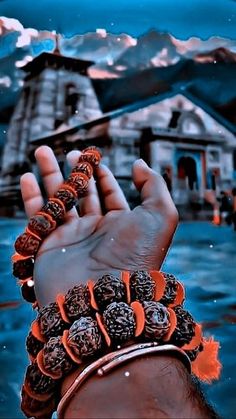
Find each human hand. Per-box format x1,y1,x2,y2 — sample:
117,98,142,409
20,146,178,306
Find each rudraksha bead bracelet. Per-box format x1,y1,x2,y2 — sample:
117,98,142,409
21,270,221,418
12,146,102,306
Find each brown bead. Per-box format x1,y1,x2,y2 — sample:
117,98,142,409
65,173,89,198
83,146,102,159
71,161,93,178
130,270,155,303
67,317,102,359
25,362,56,396
103,302,135,343
21,281,37,303
54,187,76,211
21,386,56,418
13,257,34,279
38,302,69,340
143,301,170,341
78,151,100,168
64,285,92,321
93,274,126,311
42,336,73,379
26,331,44,359
170,306,195,347
15,232,41,257
41,198,65,224
159,273,178,305
28,213,57,239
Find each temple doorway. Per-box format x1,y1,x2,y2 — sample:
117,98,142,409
177,155,198,190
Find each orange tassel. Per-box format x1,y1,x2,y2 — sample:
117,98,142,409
191,337,222,383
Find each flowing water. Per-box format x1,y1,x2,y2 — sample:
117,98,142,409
0,219,235,418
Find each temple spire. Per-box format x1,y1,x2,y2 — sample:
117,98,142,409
53,31,61,55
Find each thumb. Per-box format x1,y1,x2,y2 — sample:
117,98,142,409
132,159,178,220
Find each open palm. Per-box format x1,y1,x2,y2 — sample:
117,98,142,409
21,146,178,306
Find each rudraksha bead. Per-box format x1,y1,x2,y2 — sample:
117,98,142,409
13,257,34,279
130,270,155,302
78,152,100,168
83,146,102,159
65,173,89,198
28,213,56,239
41,198,65,224
26,331,44,359
42,337,73,379
21,386,56,418
67,317,102,359
14,232,41,257
54,188,76,211
64,285,91,321
38,302,69,340
25,362,56,396
21,281,36,303
170,306,195,347
71,161,93,178
103,302,135,343
93,274,126,311
185,342,203,361
143,301,170,341
159,273,178,305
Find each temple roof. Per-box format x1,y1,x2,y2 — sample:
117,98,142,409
22,52,94,75
91,60,236,133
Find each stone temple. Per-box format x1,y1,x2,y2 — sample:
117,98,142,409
0,45,235,216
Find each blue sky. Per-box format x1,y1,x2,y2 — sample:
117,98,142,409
1,0,236,39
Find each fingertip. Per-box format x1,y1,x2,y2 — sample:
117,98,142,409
20,172,35,184
66,150,81,167
134,158,148,166
34,145,53,159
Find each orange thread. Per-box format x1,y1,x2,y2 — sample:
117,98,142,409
170,281,185,307
87,280,99,310
25,227,42,242
96,313,111,347
31,320,46,343
131,301,145,337
121,271,131,303
56,294,71,323
11,253,31,263
61,330,82,365
60,183,77,198
163,308,177,342
150,271,166,301
69,172,89,182
37,350,60,380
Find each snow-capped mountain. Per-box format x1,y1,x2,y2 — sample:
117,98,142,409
1,16,236,114
194,47,236,63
